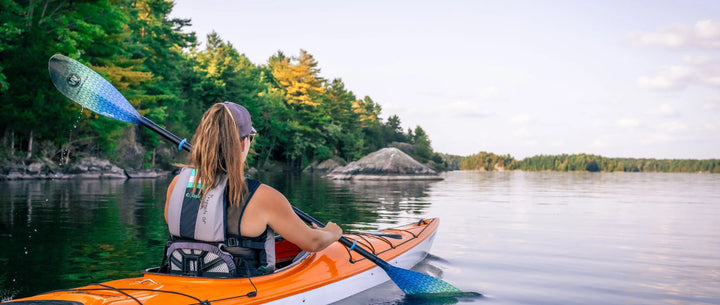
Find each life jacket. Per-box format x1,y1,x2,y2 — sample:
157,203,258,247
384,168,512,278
165,167,275,277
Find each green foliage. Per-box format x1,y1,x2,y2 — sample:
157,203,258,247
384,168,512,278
460,152,517,171
460,152,720,173
412,126,432,163
0,1,435,170
385,115,407,143
0,0,129,161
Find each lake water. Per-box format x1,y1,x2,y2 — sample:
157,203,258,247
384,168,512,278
1,171,719,304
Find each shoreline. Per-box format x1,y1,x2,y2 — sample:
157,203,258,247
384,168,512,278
0,169,173,181
0,156,174,181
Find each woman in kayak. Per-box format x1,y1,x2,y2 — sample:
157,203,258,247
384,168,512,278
163,102,343,277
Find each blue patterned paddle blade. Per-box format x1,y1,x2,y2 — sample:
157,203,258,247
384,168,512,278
48,54,141,125
384,263,461,295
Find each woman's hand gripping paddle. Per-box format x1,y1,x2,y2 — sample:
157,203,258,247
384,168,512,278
48,54,461,295
291,207,461,294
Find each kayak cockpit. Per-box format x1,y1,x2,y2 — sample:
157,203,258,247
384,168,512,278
143,236,310,278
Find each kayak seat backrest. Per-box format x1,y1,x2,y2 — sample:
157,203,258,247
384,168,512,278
167,242,236,278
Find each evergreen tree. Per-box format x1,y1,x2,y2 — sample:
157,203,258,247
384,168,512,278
412,126,432,163
267,49,331,166
120,0,196,166
354,96,384,153
385,115,406,143
0,0,129,160
321,78,364,160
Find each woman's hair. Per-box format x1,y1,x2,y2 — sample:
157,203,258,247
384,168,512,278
185,103,249,207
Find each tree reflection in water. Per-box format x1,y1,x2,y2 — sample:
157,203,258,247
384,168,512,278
0,173,441,300
256,172,439,230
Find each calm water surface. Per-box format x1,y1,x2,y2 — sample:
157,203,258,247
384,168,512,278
1,171,719,304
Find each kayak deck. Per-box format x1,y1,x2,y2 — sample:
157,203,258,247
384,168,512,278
8,218,440,305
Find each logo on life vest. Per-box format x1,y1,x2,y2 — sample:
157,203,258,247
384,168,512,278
185,193,200,199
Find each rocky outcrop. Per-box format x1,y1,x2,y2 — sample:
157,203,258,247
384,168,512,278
2,157,70,179
68,157,126,179
0,157,170,180
124,169,172,178
327,147,442,180
303,158,345,173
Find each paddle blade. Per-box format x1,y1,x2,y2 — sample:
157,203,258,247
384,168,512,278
385,264,461,295
48,54,141,124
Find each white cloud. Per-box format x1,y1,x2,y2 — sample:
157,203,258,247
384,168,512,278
659,104,675,115
510,114,531,124
630,19,720,49
638,56,720,91
656,104,680,118
658,121,687,132
591,139,606,148
630,25,687,48
513,127,531,138
550,140,565,148
396,97,493,121
420,86,500,101
695,20,720,46
445,100,493,118
703,103,718,111
475,86,500,100
634,20,720,91
617,118,640,128
703,97,720,111
638,65,692,90
703,122,718,132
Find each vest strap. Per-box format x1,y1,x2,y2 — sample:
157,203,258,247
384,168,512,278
226,237,267,249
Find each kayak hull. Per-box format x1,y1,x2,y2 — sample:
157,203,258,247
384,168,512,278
7,218,440,305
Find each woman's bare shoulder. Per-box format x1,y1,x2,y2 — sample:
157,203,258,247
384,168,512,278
252,184,289,207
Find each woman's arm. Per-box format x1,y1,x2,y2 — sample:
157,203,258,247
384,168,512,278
255,185,343,252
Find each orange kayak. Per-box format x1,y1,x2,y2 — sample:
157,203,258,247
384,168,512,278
6,218,440,305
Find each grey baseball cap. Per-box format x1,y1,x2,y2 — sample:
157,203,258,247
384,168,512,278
222,102,256,137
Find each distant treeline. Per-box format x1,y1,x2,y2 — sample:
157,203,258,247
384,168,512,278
0,1,440,170
460,152,720,173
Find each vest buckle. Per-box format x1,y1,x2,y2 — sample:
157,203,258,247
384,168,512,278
226,237,239,247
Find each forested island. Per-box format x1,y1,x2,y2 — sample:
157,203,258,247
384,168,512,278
460,152,720,174
1,1,717,177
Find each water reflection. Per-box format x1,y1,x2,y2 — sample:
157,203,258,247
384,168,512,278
5,172,719,304
0,178,170,300
1,174,440,300
255,172,439,230
328,178,436,226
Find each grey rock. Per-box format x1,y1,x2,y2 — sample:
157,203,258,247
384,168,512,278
327,147,442,180
304,158,345,173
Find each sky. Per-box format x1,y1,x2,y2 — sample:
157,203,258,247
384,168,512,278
170,0,720,160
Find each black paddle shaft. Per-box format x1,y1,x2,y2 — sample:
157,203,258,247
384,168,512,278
291,207,390,268
139,116,192,152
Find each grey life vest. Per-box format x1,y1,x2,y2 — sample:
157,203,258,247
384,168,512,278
166,167,275,277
